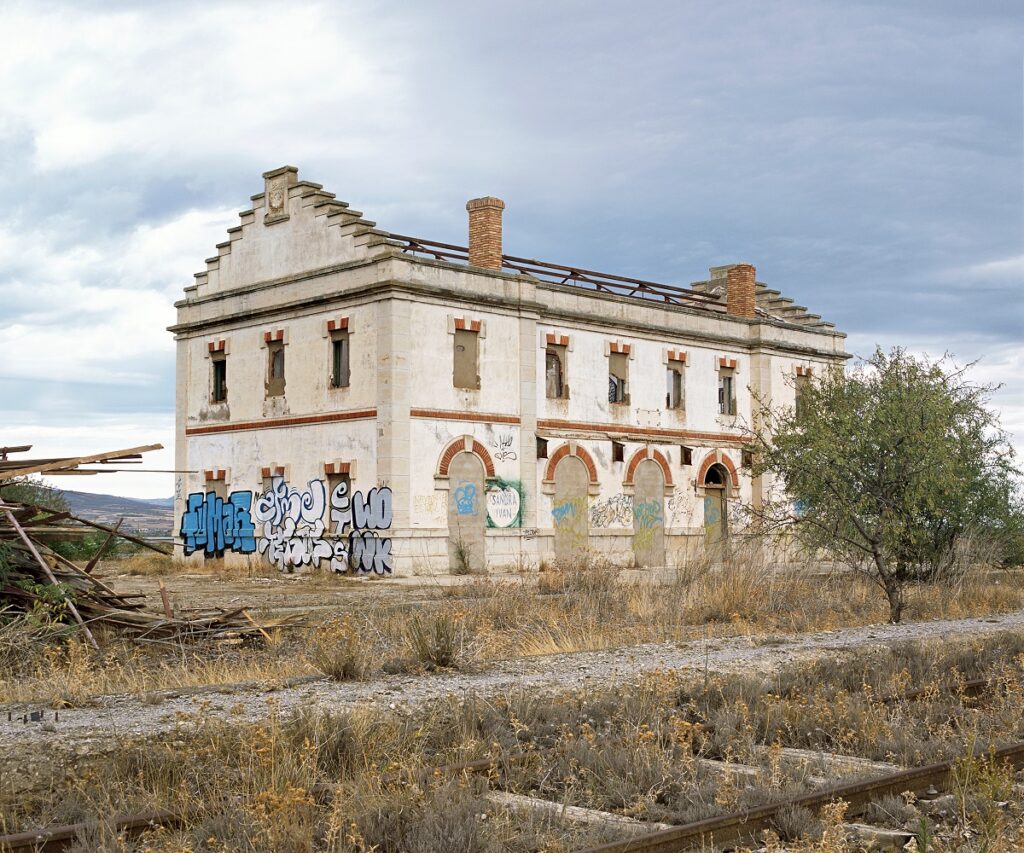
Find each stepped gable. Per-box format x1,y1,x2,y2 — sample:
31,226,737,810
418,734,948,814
690,264,838,331
184,166,394,299
184,166,839,337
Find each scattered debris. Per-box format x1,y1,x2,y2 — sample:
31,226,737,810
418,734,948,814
0,444,290,646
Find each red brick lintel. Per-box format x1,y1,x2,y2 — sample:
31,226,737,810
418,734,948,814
537,418,749,444
410,408,520,425
186,408,377,436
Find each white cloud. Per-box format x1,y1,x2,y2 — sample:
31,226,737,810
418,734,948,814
0,207,236,383
953,255,1024,282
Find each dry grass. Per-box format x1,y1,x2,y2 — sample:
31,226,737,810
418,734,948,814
3,554,1024,706
6,632,1024,849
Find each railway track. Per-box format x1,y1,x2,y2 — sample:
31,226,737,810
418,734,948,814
0,674,1012,851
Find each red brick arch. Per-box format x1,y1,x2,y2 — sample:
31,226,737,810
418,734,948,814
437,436,495,478
696,450,740,497
623,447,674,488
543,442,599,485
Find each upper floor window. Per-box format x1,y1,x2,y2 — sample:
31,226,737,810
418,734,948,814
210,353,227,403
266,341,286,397
795,371,811,418
608,352,629,404
666,363,684,410
718,368,737,416
545,344,567,399
453,328,480,390
330,330,351,389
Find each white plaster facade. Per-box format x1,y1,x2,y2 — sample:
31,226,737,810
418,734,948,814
171,166,847,574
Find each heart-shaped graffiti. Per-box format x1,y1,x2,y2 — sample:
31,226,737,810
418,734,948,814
486,485,521,528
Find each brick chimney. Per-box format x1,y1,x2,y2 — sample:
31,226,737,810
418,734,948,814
466,196,505,270
725,263,757,319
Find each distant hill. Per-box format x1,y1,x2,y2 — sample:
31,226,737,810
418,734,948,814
61,490,174,536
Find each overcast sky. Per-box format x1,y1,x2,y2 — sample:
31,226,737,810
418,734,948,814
1,0,1021,499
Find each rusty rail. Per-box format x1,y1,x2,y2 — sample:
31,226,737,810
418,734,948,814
576,741,1024,852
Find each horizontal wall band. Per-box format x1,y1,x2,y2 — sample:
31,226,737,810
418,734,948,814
536,418,748,444
410,408,521,425
185,408,377,436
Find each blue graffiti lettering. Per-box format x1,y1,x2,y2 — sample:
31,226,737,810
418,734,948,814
180,491,256,557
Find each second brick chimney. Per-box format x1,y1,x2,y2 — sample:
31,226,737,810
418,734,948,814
725,263,757,319
466,196,505,270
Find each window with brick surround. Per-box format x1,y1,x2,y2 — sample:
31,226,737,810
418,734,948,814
718,369,737,416
326,472,351,520
210,353,227,403
545,344,568,399
453,328,480,390
330,330,350,389
666,364,684,410
266,341,286,397
608,352,629,404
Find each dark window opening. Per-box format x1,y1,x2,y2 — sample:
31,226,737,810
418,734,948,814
680,446,693,466
666,365,684,410
211,354,227,403
612,441,625,463
704,465,725,487
267,341,286,397
536,437,548,459
609,352,629,404
545,345,568,399
453,329,480,390
330,331,350,389
742,450,754,468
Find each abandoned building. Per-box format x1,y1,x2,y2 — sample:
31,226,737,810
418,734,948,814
171,166,847,574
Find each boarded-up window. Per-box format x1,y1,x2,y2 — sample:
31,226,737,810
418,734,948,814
718,369,736,416
453,329,480,390
545,345,567,399
208,479,228,500
608,353,629,404
666,365,684,410
211,353,227,403
326,472,351,524
795,372,811,418
266,341,286,397
330,331,350,389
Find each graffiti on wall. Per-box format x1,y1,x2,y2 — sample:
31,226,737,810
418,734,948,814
485,478,522,528
180,491,257,557
180,475,393,575
254,478,336,572
589,494,633,528
632,499,664,550
453,482,479,517
491,432,517,462
329,481,394,574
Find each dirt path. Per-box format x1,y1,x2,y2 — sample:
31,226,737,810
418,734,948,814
3,610,1022,754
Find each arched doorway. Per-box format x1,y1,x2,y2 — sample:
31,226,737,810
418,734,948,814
552,455,589,562
632,459,665,567
703,463,730,557
447,452,486,572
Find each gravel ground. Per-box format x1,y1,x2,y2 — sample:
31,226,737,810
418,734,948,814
2,610,1022,755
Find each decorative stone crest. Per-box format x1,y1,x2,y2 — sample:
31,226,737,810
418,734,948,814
262,166,298,225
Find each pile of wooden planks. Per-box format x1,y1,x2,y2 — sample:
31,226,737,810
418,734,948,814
0,444,282,648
